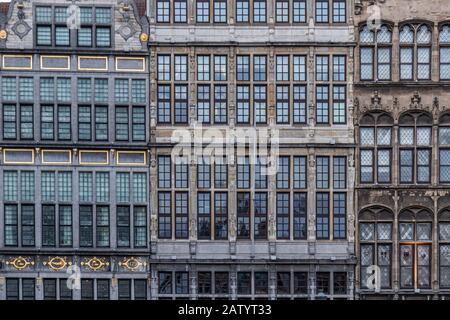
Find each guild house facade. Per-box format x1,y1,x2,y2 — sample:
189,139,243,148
0,0,448,301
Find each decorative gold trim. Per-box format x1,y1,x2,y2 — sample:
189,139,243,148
40,55,71,71
43,256,72,271
116,150,147,166
6,256,35,270
77,56,108,71
115,57,146,72
118,257,146,272
0,30,7,40
3,148,35,164
81,257,109,271
41,149,73,165
139,33,149,42
2,54,33,70
79,150,109,165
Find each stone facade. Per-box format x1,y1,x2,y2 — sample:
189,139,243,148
354,0,450,299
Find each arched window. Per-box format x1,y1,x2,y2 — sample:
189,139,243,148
398,208,433,289
359,112,393,184
399,24,432,80
359,206,393,289
439,24,450,80
439,209,450,288
359,24,392,81
439,113,450,183
398,111,432,184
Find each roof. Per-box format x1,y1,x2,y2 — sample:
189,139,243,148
0,2,10,15
134,0,146,18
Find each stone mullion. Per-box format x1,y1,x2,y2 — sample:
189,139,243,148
392,24,400,82
189,160,198,242
150,151,158,248
228,47,237,248
432,194,439,296
307,150,316,244
392,192,400,298
308,48,316,130
432,24,440,82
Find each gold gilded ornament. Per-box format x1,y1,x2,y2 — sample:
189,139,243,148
0,30,7,40
119,257,146,272
140,33,149,42
43,256,72,271
6,256,34,270
81,257,109,271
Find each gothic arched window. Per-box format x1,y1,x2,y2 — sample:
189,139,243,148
398,111,432,184
399,24,432,80
359,206,393,289
439,209,450,288
398,208,433,289
439,24,450,80
360,24,392,81
359,111,394,184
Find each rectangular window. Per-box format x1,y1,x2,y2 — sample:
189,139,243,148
400,149,414,183
198,192,211,239
440,48,450,80
158,55,171,81
197,85,211,124
237,55,250,81
237,85,250,124
78,106,92,141
333,56,346,81
197,0,210,23
276,0,289,23
214,55,227,81
255,272,269,295
316,85,329,124
254,85,267,124
316,156,330,189
134,206,147,247
157,85,171,124
237,272,251,295
3,104,16,139
214,85,228,124
175,55,188,81
79,205,93,247
316,192,330,240
19,78,33,101
237,192,250,239
361,48,374,80
254,192,267,240
440,150,450,183
254,55,267,81
276,193,290,239
215,192,228,240
294,55,307,81
158,156,171,188
253,0,267,23
117,206,130,247
294,193,307,239
40,78,54,102
417,47,431,80
41,171,56,201
378,48,391,80
214,0,227,23
175,160,189,188
400,48,413,80
157,0,170,23
236,0,249,23
96,206,109,247
333,193,346,239
332,0,346,23
360,150,374,183
332,86,346,124
59,205,72,247
237,157,250,188
116,172,130,203
198,158,211,188
94,106,108,141
96,172,109,203
118,280,131,300
333,156,347,189
316,0,329,23
2,77,17,101
174,0,188,23
215,159,228,188
132,107,146,141
115,107,129,141
131,79,146,104
174,85,188,123
378,150,391,183
293,0,307,23
277,157,290,189
21,205,35,247
276,56,289,81
4,205,18,246
276,85,289,124
158,192,172,239
42,205,56,247
175,192,189,239
293,85,307,124
293,156,307,189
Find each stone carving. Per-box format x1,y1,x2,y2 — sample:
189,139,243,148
12,0,31,40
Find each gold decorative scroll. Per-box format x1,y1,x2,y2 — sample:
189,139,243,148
43,256,72,271
81,257,109,271
118,257,146,272
6,256,34,270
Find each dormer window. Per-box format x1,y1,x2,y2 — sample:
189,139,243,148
35,5,112,48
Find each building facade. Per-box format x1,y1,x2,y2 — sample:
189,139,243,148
354,0,450,300
148,0,356,300
0,0,152,300
5,0,449,301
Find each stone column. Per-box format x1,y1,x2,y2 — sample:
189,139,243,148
150,268,158,300
150,151,158,253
